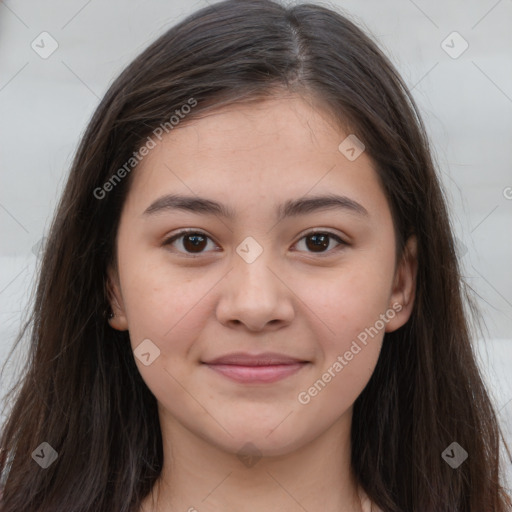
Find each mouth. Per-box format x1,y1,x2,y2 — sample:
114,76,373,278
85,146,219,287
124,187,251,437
201,352,310,384
202,362,309,384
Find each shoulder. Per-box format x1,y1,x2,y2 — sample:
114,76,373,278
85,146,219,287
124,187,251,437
359,489,384,512
365,501,384,512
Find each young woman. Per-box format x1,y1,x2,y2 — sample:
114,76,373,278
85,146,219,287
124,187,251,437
0,1,510,510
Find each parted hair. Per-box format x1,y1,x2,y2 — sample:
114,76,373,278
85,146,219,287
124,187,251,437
1,1,510,510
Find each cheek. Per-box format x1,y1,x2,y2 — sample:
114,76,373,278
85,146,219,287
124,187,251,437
117,245,215,351
295,254,395,348
119,261,215,402
294,265,391,413
296,345,380,426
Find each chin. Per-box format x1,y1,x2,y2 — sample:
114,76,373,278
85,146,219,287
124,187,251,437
210,424,310,458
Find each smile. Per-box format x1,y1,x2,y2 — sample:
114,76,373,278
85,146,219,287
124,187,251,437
203,362,308,384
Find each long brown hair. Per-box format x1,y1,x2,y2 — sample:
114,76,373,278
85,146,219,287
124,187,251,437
1,1,510,510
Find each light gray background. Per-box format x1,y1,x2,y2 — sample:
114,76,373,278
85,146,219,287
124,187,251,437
1,0,511,488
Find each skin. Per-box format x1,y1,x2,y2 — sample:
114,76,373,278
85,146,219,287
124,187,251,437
107,94,417,512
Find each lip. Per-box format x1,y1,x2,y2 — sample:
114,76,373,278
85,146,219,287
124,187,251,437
201,352,310,384
202,351,308,366
204,362,308,383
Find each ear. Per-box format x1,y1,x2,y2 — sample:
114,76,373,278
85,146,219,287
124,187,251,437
106,265,129,331
385,235,417,333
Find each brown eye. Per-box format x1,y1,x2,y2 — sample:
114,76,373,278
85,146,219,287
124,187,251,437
295,231,346,254
163,231,217,255
163,229,347,257
305,233,329,252
182,233,207,252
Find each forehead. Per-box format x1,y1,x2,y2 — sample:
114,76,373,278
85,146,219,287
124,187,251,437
124,95,389,220
158,95,346,157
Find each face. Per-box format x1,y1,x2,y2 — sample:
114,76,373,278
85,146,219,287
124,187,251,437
108,94,417,457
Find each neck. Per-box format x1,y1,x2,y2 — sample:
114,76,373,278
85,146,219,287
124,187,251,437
142,407,365,512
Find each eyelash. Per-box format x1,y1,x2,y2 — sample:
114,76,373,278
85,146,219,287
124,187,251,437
162,229,348,257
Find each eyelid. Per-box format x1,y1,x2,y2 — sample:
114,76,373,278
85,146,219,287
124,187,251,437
295,228,349,245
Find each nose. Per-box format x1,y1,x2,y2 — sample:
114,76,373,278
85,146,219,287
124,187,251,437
215,248,295,332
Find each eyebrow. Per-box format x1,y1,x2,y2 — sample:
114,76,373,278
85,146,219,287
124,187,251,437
142,193,369,221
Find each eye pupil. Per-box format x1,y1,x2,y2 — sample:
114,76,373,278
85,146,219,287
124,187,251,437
183,234,207,252
306,234,330,252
